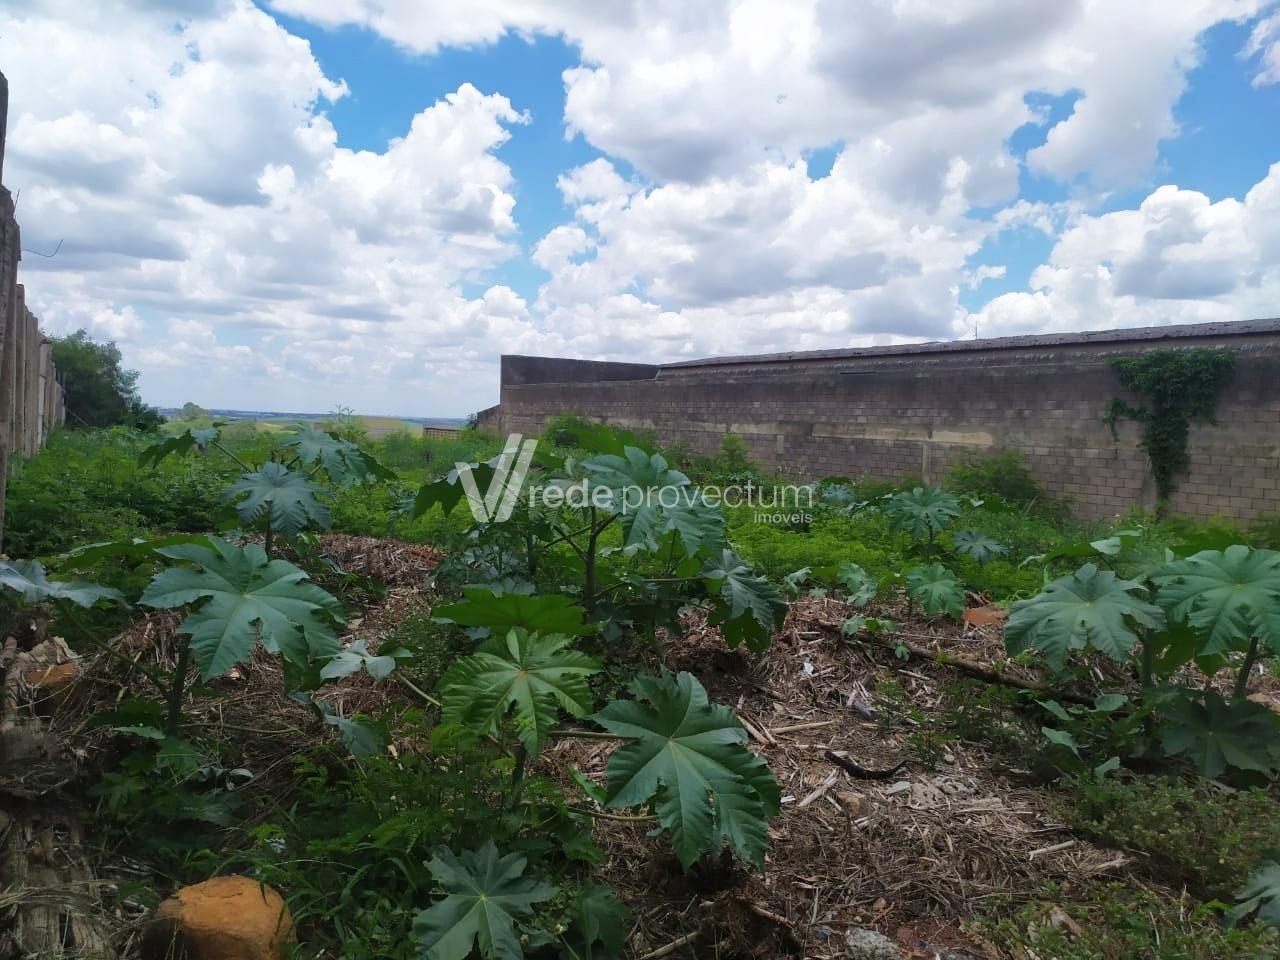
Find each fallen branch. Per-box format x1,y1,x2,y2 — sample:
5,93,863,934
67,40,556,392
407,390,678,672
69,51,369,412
817,619,1092,705
637,931,700,960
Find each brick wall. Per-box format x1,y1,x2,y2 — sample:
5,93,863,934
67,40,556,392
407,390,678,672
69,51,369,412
487,319,1280,522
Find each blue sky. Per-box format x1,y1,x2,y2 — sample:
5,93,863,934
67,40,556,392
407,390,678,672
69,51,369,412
3,1,1280,414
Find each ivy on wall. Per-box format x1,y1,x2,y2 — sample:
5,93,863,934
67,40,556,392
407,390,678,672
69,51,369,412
1103,347,1236,505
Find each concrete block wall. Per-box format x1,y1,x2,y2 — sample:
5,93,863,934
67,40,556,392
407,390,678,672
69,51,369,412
487,320,1280,522
0,71,65,539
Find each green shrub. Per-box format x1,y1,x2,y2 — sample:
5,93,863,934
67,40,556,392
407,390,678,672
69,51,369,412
1065,776,1280,897
946,449,1045,507
976,881,1277,959
2,428,233,557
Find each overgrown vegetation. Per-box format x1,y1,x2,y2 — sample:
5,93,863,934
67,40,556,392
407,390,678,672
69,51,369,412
2,420,1278,958
1104,347,1236,505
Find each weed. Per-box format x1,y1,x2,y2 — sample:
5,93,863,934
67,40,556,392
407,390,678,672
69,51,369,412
1064,775,1280,897
974,881,1277,959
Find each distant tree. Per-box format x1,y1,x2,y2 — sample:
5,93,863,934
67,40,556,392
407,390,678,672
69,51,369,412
180,401,209,421
51,330,163,431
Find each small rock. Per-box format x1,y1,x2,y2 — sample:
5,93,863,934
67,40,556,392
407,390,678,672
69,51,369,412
142,876,294,960
835,789,870,818
22,662,81,714
842,927,902,960
962,606,1006,627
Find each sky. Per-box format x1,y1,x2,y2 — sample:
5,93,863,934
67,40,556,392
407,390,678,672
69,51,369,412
2,1,1280,416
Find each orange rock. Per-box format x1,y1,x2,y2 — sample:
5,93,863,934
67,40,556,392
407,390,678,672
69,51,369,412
142,876,294,960
961,606,1007,628
22,662,81,714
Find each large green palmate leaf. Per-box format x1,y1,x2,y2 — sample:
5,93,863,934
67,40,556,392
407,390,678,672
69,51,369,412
413,842,556,960
224,463,330,538
1151,545,1280,656
593,670,780,868
1233,862,1280,928
139,537,344,680
413,461,499,518
553,421,649,457
580,447,702,552
702,549,787,653
137,426,220,468
835,561,878,606
0,560,125,608
320,637,410,681
56,534,214,571
281,423,396,485
1158,689,1280,778
952,530,1008,567
557,883,629,960
433,588,594,637
884,486,961,540
905,563,965,618
440,629,600,755
1004,563,1165,671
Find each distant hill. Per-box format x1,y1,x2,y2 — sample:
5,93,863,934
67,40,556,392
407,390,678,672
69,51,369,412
157,408,466,429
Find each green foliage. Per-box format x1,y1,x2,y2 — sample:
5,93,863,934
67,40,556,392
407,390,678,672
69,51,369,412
224,462,331,539
557,883,629,960
1152,545,1280,655
1036,694,1146,778
51,329,162,429
1005,563,1165,670
713,432,754,478
1234,863,1280,928
905,563,965,618
1158,690,1280,779
433,589,594,637
593,670,779,868
945,449,1046,507
140,537,343,680
701,548,787,652
321,637,410,682
230,739,596,960
1104,347,1235,503
1006,544,1280,780
834,561,878,605
1065,775,1280,898
413,842,556,960
440,629,600,755
282,422,396,485
884,485,961,547
2,428,232,557
978,881,1278,960
952,529,1008,567
0,559,125,607
839,615,897,638
90,733,251,871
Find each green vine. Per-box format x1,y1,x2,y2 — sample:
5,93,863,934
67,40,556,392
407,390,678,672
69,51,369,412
1102,347,1235,506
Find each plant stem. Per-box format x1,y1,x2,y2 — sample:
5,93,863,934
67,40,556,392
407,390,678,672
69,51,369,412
1234,634,1261,701
568,806,656,823
59,606,170,695
1139,634,1155,691
396,674,442,708
210,440,252,472
166,638,192,736
510,744,528,809
264,516,274,558
583,507,599,609
549,727,631,741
